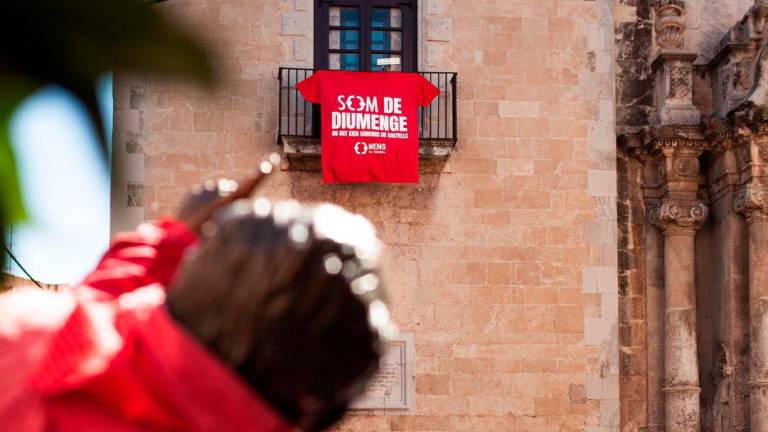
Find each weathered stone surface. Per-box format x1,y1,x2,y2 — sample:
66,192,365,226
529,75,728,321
281,12,310,36
616,1,768,430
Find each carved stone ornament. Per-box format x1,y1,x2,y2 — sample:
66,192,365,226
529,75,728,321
653,0,686,49
669,62,692,99
713,344,734,432
755,127,768,160
649,201,708,231
672,156,699,178
751,0,768,35
734,185,768,220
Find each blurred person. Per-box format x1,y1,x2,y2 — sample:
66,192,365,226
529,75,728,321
0,156,394,431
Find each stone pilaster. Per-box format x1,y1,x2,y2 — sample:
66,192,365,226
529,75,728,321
734,184,768,432
650,200,707,432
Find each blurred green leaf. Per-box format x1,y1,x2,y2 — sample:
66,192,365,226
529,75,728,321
0,81,35,279
0,0,214,280
0,81,36,227
0,0,215,154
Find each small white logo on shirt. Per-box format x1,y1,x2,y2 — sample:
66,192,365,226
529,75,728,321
354,141,369,155
354,141,387,155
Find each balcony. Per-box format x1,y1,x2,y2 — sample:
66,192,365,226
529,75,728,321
277,68,457,167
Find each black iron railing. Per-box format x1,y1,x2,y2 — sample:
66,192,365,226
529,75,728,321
277,68,457,145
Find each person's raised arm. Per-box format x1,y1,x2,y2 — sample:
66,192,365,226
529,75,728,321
80,154,280,297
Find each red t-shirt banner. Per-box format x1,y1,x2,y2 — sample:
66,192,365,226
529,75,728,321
296,70,440,184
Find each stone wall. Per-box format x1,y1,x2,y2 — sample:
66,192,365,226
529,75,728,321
112,0,620,430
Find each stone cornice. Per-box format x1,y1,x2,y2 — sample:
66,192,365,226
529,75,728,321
650,52,698,72
653,138,709,151
649,200,709,233
647,125,708,153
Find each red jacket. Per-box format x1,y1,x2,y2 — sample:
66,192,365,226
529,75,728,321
0,220,294,431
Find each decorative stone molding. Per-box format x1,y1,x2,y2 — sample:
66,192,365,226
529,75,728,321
653,138,708,150
672,156,699,178
653,0,686,50
669,61,692,99
656,154,700,183
650,201,709,232
734,185,768,221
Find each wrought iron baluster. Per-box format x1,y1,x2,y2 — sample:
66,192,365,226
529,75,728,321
278,68,283,137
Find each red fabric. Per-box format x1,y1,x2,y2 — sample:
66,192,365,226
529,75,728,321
297,70,439,184
0,219,294,432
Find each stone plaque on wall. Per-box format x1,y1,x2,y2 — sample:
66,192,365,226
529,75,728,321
351,334,415,411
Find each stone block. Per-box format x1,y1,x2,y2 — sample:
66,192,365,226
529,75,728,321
588,169,617,197
601,293,618,318
600,399,620,427
499,101,540,118
588,120,615,151
498,159,534,176
586,373,602,399
569,383,587,404
585,317,612,346
281,12,310,36
587,24,604,51
293,37,310,61
427,17,452,42
426,0,443,15
555,305,585,334
294,0,309,11
425,41,444,67
583,221,617,245
114,109,141,133
602,374,620,400
126,182,144,208
582,266,618,294
193,111,226,132
595,50,613,74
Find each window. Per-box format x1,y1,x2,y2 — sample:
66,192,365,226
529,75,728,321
315,0,417,72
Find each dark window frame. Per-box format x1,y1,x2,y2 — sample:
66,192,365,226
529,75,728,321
314,0,418,72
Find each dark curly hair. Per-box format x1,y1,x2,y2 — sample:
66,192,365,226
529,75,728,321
166,199,394,431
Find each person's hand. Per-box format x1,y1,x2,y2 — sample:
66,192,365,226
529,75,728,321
177,153,281,233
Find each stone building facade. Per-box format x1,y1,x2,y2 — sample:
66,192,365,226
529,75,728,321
109,0,768,431
112,0,620,430
616,1,768,432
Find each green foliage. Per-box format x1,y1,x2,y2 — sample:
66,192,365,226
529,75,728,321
0,0,214,279
0,82,33,227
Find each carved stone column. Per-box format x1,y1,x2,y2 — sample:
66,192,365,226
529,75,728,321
734,184,768,432
650,200,707,432
648,144,708,432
